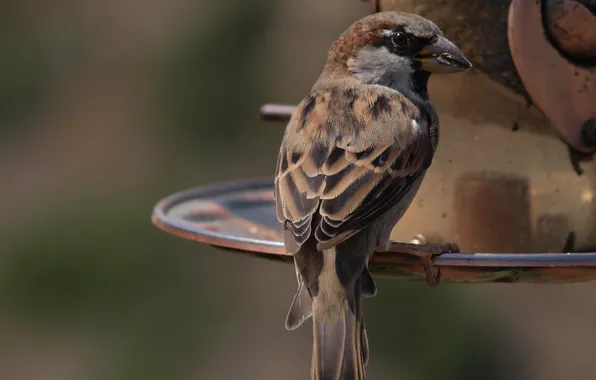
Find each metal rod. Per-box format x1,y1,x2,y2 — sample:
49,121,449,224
431,252,596,267
370,250,596,267
260,104,295,122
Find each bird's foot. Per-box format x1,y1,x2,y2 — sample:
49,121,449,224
376,238,460,287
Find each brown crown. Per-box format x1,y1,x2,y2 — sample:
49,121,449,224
322,12,440,76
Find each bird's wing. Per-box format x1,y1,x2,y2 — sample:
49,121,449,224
274,83,437,253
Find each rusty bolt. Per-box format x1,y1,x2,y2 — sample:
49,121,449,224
581,117,596,148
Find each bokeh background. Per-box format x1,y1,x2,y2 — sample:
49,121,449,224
1,0,595,379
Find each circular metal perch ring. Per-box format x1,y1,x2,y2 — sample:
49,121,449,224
152,178,596,284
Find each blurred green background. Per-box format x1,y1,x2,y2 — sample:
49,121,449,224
1,1,595,379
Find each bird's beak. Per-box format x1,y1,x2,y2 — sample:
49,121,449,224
415,36,472,73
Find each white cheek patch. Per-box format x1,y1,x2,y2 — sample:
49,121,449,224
411,119,421,133
346,57,355,70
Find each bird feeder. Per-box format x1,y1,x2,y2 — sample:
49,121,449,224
152,0,596,284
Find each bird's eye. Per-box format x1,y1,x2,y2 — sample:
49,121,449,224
391,32,409,47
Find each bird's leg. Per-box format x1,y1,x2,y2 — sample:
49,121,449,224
376,237,460,287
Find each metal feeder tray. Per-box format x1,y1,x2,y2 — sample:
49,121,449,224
152,177,596,285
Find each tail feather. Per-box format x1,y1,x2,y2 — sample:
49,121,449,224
360,319,369,366
312,313,347,380
341,309,366,380
289,245,371,380
285,280,313,331
312,275,367,380
361,267,377,297
312,305,366,380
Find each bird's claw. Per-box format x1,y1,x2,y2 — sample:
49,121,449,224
376,240,460,287
414,242,459,287
418,253,440,288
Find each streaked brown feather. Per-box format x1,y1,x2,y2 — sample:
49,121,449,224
274,79,435,253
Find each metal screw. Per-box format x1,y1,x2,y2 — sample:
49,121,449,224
409,234,428,245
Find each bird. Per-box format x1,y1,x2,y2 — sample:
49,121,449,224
273,11,471,380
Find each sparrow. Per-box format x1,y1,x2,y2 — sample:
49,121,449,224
274,11,471,380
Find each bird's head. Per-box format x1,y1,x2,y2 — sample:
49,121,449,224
323,12,472,99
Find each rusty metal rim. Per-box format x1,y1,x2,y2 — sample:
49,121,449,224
151,178,596,268
151,177,286,255
368,0,379,14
